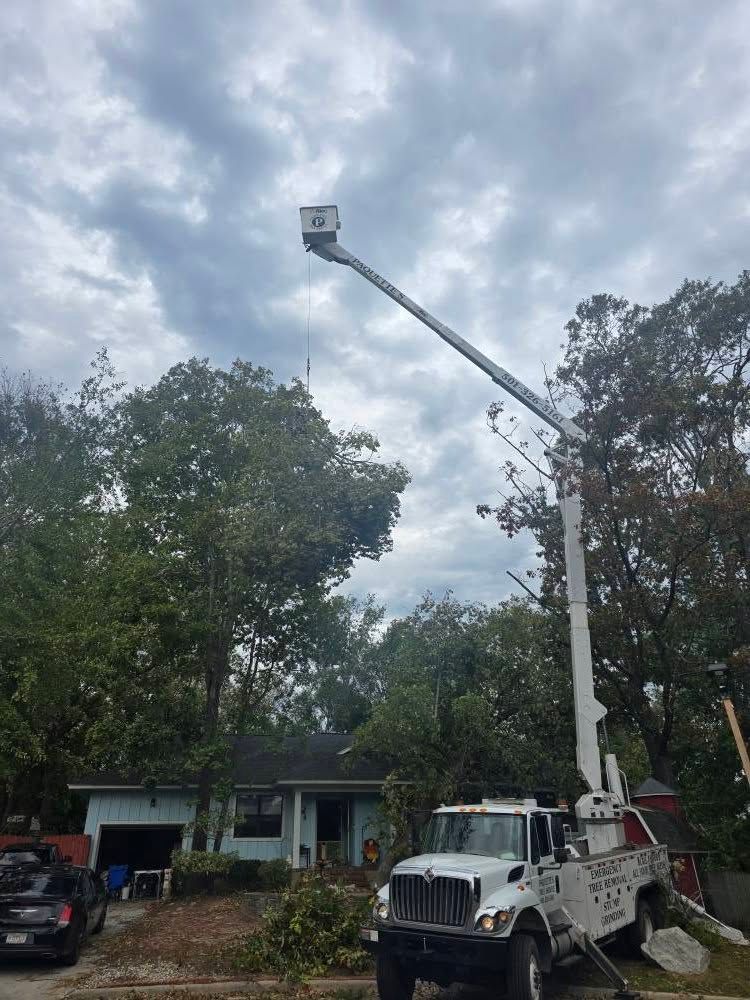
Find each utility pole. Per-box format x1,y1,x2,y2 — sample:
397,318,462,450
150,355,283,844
707,662,750,789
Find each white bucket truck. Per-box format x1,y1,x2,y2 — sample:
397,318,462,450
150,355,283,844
299,206,669,999
363,800,666,1000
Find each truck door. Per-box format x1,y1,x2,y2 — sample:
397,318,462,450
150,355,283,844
528,813,561,913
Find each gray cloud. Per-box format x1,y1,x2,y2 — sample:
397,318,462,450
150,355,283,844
1,0,748,615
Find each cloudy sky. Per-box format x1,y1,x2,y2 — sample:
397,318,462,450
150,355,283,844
2,0,749,616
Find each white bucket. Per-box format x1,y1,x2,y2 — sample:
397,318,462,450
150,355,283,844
121,884,131,901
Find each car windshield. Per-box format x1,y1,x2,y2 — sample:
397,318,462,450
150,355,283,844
422,812,526,860
0,870,76,897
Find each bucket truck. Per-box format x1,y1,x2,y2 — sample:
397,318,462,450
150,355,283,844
299,206,668,1000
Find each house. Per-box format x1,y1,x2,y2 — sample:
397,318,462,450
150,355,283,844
622,777,706,905
69,734,401,874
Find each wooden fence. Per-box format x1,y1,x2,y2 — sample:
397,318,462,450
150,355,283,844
703,870,750,932
0,834,91,866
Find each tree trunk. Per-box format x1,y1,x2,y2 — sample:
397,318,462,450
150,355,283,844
191,635,230,852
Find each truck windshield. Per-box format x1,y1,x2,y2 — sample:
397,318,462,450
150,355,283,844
422,813,526,860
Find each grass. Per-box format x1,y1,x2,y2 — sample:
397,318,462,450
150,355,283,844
552,939,750,998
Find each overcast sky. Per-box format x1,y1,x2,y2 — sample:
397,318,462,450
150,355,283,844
2,0,749,617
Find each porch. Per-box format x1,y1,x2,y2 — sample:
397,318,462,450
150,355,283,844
288,789,381,870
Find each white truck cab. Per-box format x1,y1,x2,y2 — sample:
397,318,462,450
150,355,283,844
362,799,667,1000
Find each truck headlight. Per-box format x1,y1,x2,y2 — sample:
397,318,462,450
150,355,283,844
374,901,390,922
475,906,515,932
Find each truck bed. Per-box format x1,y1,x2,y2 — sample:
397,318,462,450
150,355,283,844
561,843,667,940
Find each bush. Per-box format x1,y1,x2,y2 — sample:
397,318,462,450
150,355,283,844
228,858,263,889
171,850,235,875
229,873,371,979
257,858,291,890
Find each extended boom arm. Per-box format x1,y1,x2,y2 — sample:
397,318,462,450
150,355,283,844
300,207,620,835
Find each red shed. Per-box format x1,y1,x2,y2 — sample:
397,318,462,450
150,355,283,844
623,778,705,906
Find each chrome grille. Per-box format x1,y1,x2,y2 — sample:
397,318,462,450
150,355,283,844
391,873,471,927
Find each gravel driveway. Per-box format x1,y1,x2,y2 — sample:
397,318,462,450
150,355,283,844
0,902,146,1000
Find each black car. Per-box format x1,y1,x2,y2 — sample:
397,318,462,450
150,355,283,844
0,843,65,867
0,865,107,965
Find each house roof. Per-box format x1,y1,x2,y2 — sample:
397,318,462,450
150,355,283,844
69,734,396,790
632,777,677,797
633,805,705,853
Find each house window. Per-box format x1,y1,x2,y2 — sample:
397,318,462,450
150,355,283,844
234,794,283,838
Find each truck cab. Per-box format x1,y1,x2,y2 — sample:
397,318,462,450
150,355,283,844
363,798,666,1000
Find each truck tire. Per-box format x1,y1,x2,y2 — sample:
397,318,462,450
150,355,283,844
376,954,415,1000
508,933,543,1000
625,897,656,957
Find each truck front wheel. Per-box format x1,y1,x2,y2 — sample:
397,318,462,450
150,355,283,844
376,954,415,1000
508,933,543,1000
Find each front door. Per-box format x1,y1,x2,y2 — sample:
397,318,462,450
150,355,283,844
529,812,562,913
316,799,346,864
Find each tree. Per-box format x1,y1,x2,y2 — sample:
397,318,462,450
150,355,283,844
353,595,578,809
114,358,409,850
480,273,750,785
0,354,121,829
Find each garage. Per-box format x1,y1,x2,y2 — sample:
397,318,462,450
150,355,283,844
95,825,184,874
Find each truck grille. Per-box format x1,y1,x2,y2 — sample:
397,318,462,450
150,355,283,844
391,873,471,927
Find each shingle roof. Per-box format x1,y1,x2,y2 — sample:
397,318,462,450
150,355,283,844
70,734,394,789
634,806,705,853
632,777,677,797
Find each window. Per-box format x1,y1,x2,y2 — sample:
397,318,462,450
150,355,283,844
533,814,552,857
529,817,540,864
422,813,526,861
234,793,283,838
550,814,566,849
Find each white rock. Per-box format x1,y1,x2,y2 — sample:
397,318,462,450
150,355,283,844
641,926,710,974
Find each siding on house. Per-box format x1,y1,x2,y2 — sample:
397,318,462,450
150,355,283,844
84,790,196,838
82,787,383,867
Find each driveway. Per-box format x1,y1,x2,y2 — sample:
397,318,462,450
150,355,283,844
0,902,146,1000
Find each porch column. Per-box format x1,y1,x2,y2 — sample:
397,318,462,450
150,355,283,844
291,789,302,869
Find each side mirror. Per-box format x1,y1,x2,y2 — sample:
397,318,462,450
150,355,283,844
553,848,569,864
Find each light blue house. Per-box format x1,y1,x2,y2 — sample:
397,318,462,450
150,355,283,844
70,735,399,874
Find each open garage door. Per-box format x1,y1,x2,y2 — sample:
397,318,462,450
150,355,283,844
95,825,184,874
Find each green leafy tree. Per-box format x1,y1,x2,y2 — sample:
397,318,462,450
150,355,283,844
353,595,578,811
0,355,121,829
114,358,409,849
480,274,750,786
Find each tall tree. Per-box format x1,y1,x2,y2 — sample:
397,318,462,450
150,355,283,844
480,273,750,784
115,358,409,849
0,354,120,829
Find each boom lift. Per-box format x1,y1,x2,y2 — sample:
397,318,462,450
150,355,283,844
299,205,665,1000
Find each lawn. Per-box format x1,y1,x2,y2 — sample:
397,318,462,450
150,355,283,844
551,941,750,998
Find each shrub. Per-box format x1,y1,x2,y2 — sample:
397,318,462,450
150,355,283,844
228,858,263,889
257,858,292,890
171,850,236,896
171,850,235,875
230,873,371,979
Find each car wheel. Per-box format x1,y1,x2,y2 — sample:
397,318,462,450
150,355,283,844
60,922,84,966
375,954,416,1000
508,933,543,1000
92,905,107,934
